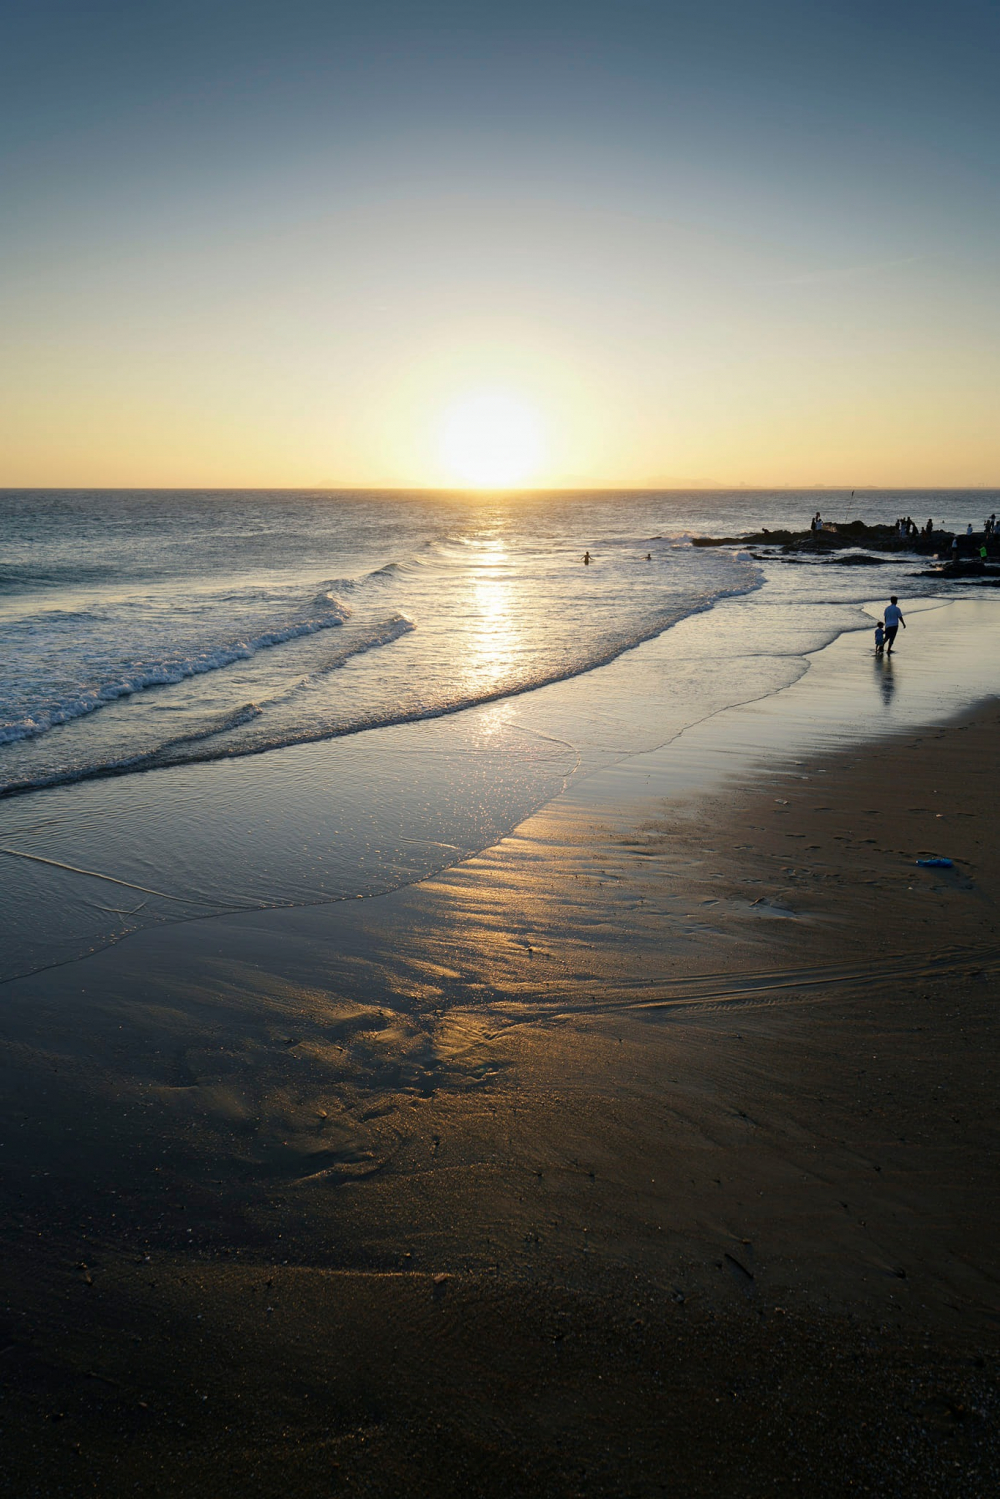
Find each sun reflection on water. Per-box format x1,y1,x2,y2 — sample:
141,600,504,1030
465,543,522,693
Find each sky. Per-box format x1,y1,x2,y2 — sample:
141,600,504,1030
1,0,998,489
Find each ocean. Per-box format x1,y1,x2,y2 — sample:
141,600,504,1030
1,487,997,982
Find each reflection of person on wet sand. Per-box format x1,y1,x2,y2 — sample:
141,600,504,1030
583,551,591,565
876,652,895,706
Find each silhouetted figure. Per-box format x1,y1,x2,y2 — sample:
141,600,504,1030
884,596,905,654
583,551,591,565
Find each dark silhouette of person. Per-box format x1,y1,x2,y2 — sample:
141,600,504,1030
884,595,905,653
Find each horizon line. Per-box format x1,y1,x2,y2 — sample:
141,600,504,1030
2,483,998,495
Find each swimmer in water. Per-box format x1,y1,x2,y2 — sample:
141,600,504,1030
583,551,591,564
646,553,652,560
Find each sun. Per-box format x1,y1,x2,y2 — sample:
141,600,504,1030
440,391,544,487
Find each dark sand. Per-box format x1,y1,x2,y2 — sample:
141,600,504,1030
2,706,999,1495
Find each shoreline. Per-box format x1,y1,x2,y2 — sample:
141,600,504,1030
2,688,999,1492
3,590,1000,990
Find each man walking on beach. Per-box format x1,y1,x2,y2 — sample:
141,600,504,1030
884,596,905,654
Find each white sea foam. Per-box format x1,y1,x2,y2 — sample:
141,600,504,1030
0,614,418,794
0,597,352,746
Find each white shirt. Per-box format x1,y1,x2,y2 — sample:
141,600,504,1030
884,603,903,627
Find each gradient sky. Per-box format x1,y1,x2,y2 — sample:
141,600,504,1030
2,0,998,488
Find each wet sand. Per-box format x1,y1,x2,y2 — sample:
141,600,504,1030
2,705,999,1495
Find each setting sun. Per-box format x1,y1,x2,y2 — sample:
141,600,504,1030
439,392,544,488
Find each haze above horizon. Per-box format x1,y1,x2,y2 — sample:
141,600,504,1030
2,1,997,489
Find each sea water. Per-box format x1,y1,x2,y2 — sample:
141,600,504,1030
1,487,996,980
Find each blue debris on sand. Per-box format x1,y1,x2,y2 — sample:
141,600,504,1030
915,857,954,869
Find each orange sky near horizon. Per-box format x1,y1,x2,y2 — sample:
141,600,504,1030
2,3,998,491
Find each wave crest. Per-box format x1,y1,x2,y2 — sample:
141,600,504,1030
0,600,352,747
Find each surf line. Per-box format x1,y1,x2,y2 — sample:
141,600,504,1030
0,846,204,904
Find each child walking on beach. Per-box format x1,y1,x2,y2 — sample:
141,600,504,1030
874,620,885,655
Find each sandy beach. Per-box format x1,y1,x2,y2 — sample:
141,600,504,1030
2,685,998,1496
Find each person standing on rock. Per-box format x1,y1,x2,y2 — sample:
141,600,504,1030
883,596,906,654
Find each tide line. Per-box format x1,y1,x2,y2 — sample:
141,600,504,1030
0,846,203,904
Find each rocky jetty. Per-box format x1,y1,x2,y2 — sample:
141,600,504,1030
692,519,1000,581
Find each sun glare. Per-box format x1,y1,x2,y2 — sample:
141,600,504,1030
440,392,544,487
